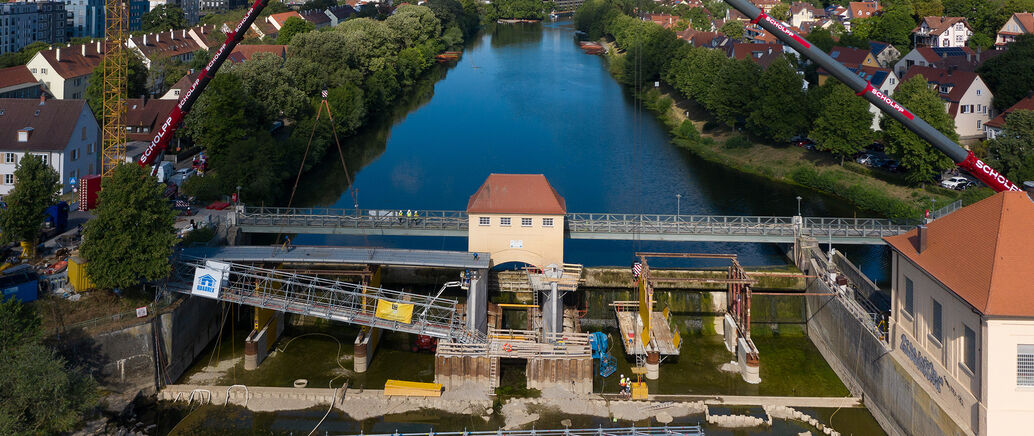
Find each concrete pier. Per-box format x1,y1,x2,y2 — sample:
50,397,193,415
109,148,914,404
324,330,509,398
244,310,284,370
434,354,495,391
353,327,381,373
525,356,593,395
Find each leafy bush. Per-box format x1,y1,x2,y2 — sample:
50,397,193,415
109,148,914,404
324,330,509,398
960,187,994,205
180,174,224,203
676,120,700,140
788,166,919,219
702,120,720,131
724,134,751,149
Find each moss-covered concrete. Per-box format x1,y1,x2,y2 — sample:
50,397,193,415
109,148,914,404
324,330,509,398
581,266,806,291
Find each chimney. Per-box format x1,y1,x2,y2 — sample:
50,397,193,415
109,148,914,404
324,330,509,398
917,225,928,254
182,29,186,38
39,94,46,105
96,41,101,53
144,34,148,45
81,44,86,56
55,47,61,62
170,30,175,41
156,32,160,43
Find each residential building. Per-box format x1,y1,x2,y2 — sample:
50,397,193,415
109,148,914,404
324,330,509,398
160,70,198,100
885,191,1034,436
750,0,780,13
299,9,330,29
846,66,899,130
64,0,150,38
466,174,566,268
324,5,356,26
127,29,205,69
984,95,1034,140
900,66,993,140
26,41,105,99
995,12,1034,49
552,0,585,12
678,29,725,48
35,2,69,47
0,97,100,196
867,40,900,68
227,44,286,63
123,97,176,141
847,1,879,19
148,0,200,25
893,46,978,77
1,2,41,55
64,0,105,38
249,20,278,40
646,13,680,29
200,0,247,12
913,16,972,48
187,24,222,50
789,2,824,28
266,11,302,30
828,45,881,69
0,66,44,99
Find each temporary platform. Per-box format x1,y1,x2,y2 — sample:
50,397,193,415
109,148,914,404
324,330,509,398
614,307,681,356
383,380,444,397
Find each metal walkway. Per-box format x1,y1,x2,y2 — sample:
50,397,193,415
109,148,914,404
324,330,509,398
167,256,486,344
230,207,914,245
181,246,490,269
349,426,704,436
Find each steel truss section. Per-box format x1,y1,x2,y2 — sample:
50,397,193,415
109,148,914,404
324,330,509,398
167,257,486,344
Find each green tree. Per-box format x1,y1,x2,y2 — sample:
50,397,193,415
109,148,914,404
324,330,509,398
718,20,745,40
810,82,873,163
808,27,836,53
913,0,944,17
0,299,99,434
80,164,177,289
84,55,147,121
707,58,761,126
277,16,316,44
0,41,49,68
748,55,808,142
770,3,790,21
977,34,1034,112
882,75,958,184
146,55,188,96
229,53,310,121
181,74,263,156
984,110,1034,182
684,7,710,31
871,6,916,47
141,5,186,32
0,155,59,254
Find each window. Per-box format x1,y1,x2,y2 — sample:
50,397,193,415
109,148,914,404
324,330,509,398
478,216,490,226
500,217,511,227
71,148,78,161
977,119,982,129
81,126,86,140
542,217,554,227
521,218,532,227
963,325,976,372
1020,345,1034,387
87,143,94,153
41,68,46,74
932,299,943,343
3,174,12,185
977,89,982,96
904,277,914,316
956,34,964,42
4,153,15,164
38,154,47,166
962,105,970,114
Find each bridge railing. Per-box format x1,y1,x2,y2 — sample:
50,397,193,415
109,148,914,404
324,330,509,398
565,213,797,235
238,206,469,230
802,217,915,238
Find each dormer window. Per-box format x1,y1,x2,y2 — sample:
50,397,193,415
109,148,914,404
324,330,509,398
939,84,950,93
17,128,33,142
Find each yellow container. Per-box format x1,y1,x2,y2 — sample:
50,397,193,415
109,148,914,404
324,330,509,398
67,256,94,292
383,380,443,397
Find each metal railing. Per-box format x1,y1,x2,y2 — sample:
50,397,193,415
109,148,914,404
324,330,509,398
930,200,963,220
167,256,486,344
350,425,705,436
235,207,916,241
807,247,889,345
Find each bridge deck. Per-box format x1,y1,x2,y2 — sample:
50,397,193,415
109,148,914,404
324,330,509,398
615,311,680,356
180,246,490,269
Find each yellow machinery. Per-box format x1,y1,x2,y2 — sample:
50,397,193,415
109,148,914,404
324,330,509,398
384,379,444,397
68,256,94,292
101,0,127,177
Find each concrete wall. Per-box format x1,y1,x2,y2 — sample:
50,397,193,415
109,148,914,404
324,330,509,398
85,295,222,409
525,357,593,395
434,355,494,390
467,213,564,267
985,319,1034,434
801,264,968,436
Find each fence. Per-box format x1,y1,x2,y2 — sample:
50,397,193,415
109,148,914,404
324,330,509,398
52,291,179,335
805,246,889,346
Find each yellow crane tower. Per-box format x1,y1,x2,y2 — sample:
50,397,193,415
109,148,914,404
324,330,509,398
100,0,127,177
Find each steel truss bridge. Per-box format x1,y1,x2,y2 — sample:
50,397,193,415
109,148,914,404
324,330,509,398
230,207,916,245
350,425,704,436
167,256,486,344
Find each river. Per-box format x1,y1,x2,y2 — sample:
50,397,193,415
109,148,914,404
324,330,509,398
291,20,891,285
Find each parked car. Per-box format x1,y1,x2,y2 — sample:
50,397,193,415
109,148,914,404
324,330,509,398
940,176,972,190
880,159,900,172
856,154,876,166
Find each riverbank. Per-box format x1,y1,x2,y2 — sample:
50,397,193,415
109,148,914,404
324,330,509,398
596,39,983,220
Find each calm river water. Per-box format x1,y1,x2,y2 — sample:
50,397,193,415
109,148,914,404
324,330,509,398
291,20,891,284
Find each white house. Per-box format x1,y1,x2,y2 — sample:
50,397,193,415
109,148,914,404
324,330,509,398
984,95,1034,140
885,191,1034,435
0,97,100,196
900,66,994,140
127,28,205,69
855,66,900,130
995,12,1034,50
25,41,105,100
912,16,973,48
789,2,824,28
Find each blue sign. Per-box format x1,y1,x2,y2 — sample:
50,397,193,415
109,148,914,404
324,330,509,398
196,274,216,294
900,333,943,392
191,267,222,299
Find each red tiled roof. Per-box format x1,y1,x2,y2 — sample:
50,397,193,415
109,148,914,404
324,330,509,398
829,45,871,68
731,43,783,60
129,29,204,61
885,192,1034,317
300,10,330,25
189,24,224,49
229,45,286,63
848,1,880,19
268,11,303,28
900,65,980,113
467,174,566,215
0,98,90,152
34,42,105,79
0,66,39,90
164,71,199,100
251,21,279,38
985,95,1034,129
913,16,970,36
123,98,177,141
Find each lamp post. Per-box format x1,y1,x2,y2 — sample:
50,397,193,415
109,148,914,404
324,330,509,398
796,196,802,216
236,185,241,205
676,193,682,232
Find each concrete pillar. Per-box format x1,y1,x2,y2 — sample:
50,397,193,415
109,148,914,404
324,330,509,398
466,268,488,334
646,351,660,380
353,326,381,373
542,282,563,334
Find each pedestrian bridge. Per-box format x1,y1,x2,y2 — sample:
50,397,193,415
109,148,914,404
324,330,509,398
180,246,490,269
228,207,916,245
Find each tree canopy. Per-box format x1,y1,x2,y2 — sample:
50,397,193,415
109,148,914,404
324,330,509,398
748,55,808,142
882,75,958,184
984,110,1034,183
85,55,147,121
483,0,546,20
277,16,316,44
141,5,187,32
810,82,873,162
80,164,177,289
977,34,1034,112
0,299,98,434
0,154,60,253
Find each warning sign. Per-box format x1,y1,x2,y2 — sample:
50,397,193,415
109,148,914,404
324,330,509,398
375,299,414,323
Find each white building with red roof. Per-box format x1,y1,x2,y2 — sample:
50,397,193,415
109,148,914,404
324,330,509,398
885,191,1034,435
900,66,993,140
913,16,973,48
25,41,105,99
0,66,43,99
995,12,1034,49
984,95,1034,140
466,174,566,268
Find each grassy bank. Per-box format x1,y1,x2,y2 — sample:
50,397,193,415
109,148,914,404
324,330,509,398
600,43,987,220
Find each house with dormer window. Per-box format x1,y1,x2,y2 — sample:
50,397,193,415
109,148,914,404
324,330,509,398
900,66,993,140
912,16,973,48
